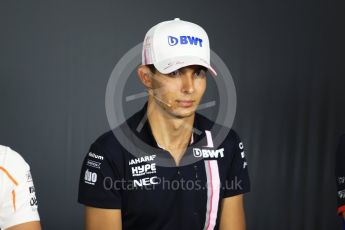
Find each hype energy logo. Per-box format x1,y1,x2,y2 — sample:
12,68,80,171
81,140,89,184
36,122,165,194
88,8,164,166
168,35,203,47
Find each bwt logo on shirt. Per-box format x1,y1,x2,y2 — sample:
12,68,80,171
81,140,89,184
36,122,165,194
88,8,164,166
168,36,203,47
193,148,224,158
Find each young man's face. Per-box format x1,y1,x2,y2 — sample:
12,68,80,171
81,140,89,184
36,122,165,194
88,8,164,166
150,65,207,118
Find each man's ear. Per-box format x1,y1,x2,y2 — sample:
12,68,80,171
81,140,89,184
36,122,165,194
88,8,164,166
137,65,153,89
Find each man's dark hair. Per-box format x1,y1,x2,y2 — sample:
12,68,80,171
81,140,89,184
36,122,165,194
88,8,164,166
147,64,156,74
146,64,208,75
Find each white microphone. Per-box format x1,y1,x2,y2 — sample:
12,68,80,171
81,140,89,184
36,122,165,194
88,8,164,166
146,89,172,108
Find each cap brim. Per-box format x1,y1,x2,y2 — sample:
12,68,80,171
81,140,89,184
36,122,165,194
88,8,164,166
154,56,217,77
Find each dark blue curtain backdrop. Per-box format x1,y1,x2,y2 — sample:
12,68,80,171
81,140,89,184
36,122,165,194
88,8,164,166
0,0,344,229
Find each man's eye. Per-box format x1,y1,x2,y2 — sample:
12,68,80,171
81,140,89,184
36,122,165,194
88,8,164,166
169,70,180,77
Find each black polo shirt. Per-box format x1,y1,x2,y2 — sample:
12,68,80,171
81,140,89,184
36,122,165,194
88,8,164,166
336,134,345,216
78,103,250,230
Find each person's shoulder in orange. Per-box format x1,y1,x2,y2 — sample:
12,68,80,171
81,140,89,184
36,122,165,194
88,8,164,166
0,145,41,230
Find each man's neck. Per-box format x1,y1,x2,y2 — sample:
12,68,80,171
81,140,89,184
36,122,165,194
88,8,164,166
146,98,194,163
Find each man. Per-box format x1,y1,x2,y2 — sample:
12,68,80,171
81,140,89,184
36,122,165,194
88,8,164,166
336,134,345,228
78,18,250,230
0,145,41,230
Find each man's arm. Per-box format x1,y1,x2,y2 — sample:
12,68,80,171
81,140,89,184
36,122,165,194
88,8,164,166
6,221,41,230
219,194,246,230
78,142,123,229
85,206,122,230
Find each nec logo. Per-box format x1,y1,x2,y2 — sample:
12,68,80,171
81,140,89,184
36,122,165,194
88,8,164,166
133,176,159,187
168,36,203,47
193,148,224,158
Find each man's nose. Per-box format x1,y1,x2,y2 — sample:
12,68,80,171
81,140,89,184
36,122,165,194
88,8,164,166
180,74,195,94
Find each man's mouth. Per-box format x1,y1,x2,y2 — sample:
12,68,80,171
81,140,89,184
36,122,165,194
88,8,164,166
176,100,195,108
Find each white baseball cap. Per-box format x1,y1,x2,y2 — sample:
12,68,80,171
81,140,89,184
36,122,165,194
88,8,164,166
142,18,217,76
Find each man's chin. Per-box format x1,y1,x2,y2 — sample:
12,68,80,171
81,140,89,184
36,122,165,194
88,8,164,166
169,108,196,119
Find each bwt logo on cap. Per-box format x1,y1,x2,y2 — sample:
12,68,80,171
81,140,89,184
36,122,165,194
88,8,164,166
168,36,203,47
